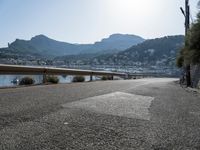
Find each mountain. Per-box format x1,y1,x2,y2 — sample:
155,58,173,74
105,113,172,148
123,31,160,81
93,35,184,66
7,35,88,57
58,35,184,68
1,34,145,57
80,34,145,54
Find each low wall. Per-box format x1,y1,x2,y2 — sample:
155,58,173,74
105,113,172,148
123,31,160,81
191,65,200,88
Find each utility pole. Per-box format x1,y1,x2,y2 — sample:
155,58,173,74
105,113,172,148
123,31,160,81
180,0,191,87
185,0,191,87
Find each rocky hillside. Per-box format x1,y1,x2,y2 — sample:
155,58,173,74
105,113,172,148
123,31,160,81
0,34,145,58
57,35,184,68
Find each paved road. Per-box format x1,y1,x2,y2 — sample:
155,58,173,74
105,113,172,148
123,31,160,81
0,78,200,150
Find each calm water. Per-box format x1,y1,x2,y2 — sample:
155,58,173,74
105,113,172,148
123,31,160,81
0,75,99,87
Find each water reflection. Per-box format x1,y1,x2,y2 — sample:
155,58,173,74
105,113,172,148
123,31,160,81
0,75,100,87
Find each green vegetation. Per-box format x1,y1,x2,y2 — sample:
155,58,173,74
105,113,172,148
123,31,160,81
101,76,113,80
176,48,185,68
177,11,200,67
46,75,59,84
72,76,85,82
19,77,35,85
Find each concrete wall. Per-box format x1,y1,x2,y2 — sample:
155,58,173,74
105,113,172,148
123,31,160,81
191,65,200,88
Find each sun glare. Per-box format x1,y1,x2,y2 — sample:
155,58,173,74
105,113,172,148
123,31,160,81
113,0,153,15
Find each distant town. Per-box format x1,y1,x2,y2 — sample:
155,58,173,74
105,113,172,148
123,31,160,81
0,34,184,76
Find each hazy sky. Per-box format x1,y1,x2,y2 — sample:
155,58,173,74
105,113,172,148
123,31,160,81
0,0,199,47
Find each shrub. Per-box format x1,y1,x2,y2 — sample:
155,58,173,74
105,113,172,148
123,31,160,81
101,76,113,80
177,11,200,65
101,76,108,80
19,77,35,85
72,76,85,82
46,75,59,84
176,54,184,68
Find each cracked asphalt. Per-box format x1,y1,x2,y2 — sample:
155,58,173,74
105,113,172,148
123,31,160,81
0,78,200,150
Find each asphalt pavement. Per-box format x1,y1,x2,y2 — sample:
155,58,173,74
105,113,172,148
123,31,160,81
0,78,200,150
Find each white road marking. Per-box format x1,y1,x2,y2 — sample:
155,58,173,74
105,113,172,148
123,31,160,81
63,92,154,120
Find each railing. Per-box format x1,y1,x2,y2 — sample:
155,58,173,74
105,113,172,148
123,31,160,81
0,64,126,83
127,73,176,78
